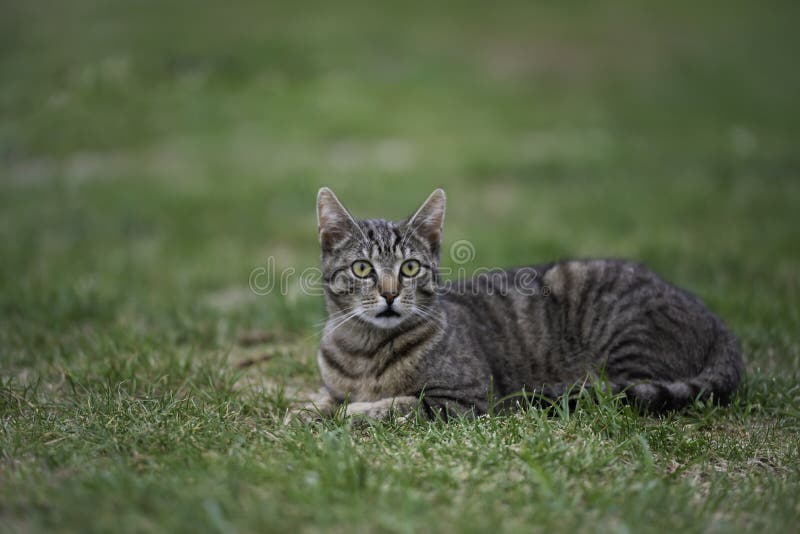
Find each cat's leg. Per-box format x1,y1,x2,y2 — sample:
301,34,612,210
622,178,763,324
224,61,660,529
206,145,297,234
344,396,420,421
284,387,338,424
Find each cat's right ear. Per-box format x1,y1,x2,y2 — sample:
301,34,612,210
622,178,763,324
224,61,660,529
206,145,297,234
317,187,360,253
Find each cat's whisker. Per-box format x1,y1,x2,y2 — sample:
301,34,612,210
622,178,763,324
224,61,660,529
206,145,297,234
414,308,445,329
414,302,445,318
303,307,364,343
321,309,362,339
322,309,361,332
312,305,359,327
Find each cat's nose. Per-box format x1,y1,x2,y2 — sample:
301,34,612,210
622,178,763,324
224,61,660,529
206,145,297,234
381,291,398,305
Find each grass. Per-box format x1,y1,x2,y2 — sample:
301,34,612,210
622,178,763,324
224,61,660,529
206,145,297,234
2,0,800,532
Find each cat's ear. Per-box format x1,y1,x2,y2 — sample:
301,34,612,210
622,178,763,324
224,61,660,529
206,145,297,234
404,188,446,253
317,187,360,253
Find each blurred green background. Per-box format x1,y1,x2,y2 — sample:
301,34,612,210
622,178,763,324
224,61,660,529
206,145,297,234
3,0,799,347
2,1,799,531
0,1,800,342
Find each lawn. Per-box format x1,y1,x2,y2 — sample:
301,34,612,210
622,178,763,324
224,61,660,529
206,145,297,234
2,1,799,532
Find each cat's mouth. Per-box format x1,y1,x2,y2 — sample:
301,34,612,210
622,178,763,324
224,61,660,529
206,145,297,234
376,308,401,318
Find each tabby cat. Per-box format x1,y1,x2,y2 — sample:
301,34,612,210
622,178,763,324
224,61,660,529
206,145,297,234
299,187,743,421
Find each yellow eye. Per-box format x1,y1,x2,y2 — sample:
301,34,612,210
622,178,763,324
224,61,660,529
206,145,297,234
351,260,373,278
400,259,420,277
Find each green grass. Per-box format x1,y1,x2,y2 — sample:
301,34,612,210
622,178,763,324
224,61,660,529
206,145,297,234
2,0,800,532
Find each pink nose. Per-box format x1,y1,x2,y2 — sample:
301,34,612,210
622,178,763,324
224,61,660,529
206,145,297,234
381,292,398,305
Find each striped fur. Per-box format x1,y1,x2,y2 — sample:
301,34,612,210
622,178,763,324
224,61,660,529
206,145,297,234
308,188,744,420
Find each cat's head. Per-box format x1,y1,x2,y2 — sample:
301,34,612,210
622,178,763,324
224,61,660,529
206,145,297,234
316,187,445,330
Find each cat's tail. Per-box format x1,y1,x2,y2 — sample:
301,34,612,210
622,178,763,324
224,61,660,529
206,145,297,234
617,325,745,412
529,325,744,412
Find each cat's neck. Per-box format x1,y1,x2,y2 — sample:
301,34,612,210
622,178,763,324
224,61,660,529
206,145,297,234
323,309,444,355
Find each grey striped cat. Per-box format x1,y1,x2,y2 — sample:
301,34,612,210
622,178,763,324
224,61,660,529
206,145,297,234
300,187,744,421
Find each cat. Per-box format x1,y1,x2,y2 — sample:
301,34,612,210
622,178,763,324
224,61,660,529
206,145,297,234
296,187,744,421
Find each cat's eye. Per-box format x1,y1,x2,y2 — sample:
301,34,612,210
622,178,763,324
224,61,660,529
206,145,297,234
351,260,373,278
400,259,421,277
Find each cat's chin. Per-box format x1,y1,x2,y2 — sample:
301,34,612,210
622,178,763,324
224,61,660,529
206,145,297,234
364,313,407,330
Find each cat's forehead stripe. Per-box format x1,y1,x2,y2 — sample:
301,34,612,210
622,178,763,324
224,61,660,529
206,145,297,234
356,219,403,258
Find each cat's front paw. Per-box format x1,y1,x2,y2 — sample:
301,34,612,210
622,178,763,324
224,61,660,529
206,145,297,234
344,401,387,420
344,396,419,423
283,389,336,425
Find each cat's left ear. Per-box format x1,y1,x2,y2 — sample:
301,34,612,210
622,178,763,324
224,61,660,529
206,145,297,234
404,188,446,254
